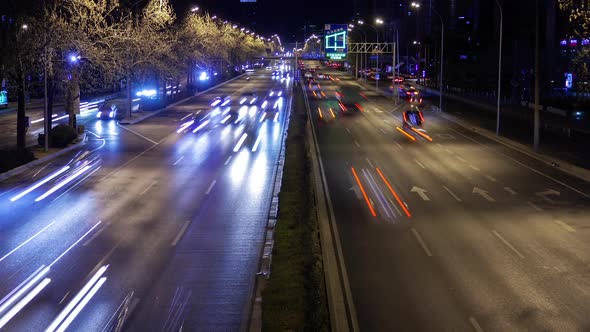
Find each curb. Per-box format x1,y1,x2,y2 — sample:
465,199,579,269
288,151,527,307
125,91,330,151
120,73,247,125
438,111,590,183
0,134,87,182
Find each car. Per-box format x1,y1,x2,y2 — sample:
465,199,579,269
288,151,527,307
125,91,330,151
239,92,258,105
96,102,117,119
403,108,424,127
338,101,362,115
210,95,231,107
406,87,420,98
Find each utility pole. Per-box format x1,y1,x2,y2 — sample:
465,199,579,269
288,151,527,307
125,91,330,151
533,0,540,151
495,0,503,136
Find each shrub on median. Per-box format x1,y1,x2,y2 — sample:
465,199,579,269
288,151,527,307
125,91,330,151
50,124,77,148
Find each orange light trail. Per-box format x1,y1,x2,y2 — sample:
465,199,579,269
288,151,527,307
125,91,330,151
355,103,365,112
329,108,336,118
359,93,368,100
396,127,416,141
351,167,377,217
318,107,323,118
375,168,412,218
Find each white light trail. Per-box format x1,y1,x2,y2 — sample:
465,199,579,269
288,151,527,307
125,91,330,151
35,165,91,202
45,265,109,332
0,278,51,329
192,119,209,133
10,166,70,202
233,133,248,152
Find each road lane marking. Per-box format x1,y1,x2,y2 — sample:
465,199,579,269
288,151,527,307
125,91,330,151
443,186,462,202
456,156,467,163
49,221,102,268
492,230,525,259
139,181,157,196
32,163,52,178
485,175,497,182
469,165,481,171
527,201,544,211
353,140,361,148
445,148,453,154
376,168,412,218
345,128,351,135
504,187,517,195
446,126,590,200
205,180,217,195
380,128,387,135
469,317,485,332
554,219,575,232
411,228,432,257
435,143,443,148
395,142,403,150
59,291,71,305
351,167,377,217
473,187,495,202
180,113,193,121
0,221,57,263
366,158,374,168
414,159,426,169
173,155,184,165
224,156,232,165
116,123,158,144
171,220,192,246
82,223,109,246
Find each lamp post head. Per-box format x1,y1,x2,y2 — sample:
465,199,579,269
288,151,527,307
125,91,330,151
191,6,199,12
411,2,420,8
375,18,384,25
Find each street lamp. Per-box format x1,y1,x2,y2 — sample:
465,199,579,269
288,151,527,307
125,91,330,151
411,2,444,112
191,6,199,12
495,0,503,135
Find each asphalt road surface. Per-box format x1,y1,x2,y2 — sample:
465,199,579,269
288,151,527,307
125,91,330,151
0,65,292,331
305,61,590,331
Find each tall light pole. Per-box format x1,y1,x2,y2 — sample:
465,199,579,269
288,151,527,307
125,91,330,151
412,2,443,112
356,20,368,82
495,0,503,135
374,18,384,93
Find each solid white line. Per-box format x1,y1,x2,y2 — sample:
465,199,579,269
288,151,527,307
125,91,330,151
446,126,590,200
354,140,361,148
0,221,56,262
116,123,157,144
469,317,485,332
205,180,216,195
139,181,157,196
171,220,191,246
443,186,462,202
492,230,525,259
82,224,108,246
414,159,426,169
411,228,433,257
180,113,193,121
49,221,102,268
173,155,184,166
224,156,233,165
32,163,52,178
554,219,576,233
527,201,544,211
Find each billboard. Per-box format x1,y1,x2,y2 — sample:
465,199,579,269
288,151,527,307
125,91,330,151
324,24,347,60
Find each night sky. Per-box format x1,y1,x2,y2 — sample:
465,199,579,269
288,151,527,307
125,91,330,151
173,0,354,42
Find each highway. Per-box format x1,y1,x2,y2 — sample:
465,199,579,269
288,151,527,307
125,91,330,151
0,66,291,331
305,61,590,331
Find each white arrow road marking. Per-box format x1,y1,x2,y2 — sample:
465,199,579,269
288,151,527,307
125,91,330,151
473,187,495,202
411,186,430,201
443,186,462,202
535,189,560,203
554,220,576,232
504,187,517,195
